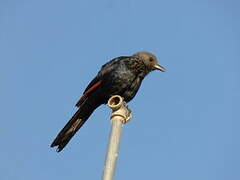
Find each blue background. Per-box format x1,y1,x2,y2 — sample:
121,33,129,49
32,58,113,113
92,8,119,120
1,0,239,179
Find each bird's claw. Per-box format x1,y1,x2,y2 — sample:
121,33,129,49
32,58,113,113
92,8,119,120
124,113,132,124
123,103,132,124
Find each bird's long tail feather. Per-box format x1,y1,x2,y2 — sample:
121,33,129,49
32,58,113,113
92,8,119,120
51,101,100,152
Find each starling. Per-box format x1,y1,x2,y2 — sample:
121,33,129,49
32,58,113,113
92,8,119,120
51,51,165,152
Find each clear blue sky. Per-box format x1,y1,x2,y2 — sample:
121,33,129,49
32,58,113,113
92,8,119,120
1,0,239,179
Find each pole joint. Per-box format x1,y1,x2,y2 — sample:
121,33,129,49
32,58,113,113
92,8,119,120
107,95,132,124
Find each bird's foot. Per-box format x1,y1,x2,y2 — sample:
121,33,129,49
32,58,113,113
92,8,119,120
123,103,132,123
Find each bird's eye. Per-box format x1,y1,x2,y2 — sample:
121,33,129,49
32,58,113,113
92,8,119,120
149,57,153,62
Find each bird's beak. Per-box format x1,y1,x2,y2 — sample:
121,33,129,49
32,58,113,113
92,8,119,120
154,64,166,72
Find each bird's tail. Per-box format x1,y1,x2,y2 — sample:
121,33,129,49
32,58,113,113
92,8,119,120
51,101,100,152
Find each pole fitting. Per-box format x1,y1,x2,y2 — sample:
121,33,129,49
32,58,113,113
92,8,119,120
107,95,132,124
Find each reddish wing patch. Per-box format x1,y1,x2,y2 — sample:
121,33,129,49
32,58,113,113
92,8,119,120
75,80,102,107
84,80,102,96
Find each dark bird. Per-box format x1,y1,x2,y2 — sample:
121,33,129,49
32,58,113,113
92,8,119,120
51,51,165,152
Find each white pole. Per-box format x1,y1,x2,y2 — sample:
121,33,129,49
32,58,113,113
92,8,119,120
102,95,132,180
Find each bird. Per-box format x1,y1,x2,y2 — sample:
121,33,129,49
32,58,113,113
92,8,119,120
51,51,165,152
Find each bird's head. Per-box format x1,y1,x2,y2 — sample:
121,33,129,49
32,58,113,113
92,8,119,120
133,51,166,72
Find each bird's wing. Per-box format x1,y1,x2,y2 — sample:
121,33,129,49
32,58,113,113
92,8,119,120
76,56,130,107
97,56,129,76
75,77,102,107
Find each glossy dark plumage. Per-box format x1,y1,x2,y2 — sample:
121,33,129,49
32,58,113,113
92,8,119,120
51,51,165,152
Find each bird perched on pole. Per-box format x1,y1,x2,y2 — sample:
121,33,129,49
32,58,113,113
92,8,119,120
51,51,165,152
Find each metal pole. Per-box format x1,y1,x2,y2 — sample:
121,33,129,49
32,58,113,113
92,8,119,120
102,95,132,180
